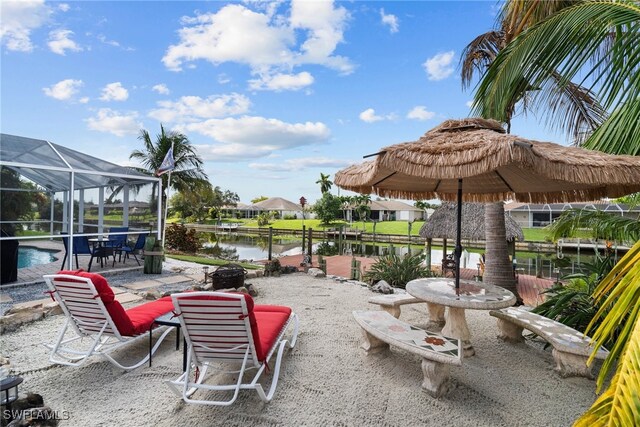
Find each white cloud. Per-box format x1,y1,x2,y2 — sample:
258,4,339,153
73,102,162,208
152,84,170,95
466,100,474,108
58,3,70,12
423,51,455,81
380,9,399,33
79,97,89,104
407,106,435,121
42,79,83,101
218,74,231,85
47,29,82,55
187,116,330,161
249,157,350,172
86,108,142,137
289,0,352,73
148,93,251,123
97,34,134,51
249,71,314,91
359,108,397,123
0,0,52,52
162,1,352,90
99,82,129,101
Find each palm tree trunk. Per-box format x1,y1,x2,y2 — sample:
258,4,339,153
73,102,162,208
484,202,520,303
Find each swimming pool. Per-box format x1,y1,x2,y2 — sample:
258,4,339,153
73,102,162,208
17,246,58,269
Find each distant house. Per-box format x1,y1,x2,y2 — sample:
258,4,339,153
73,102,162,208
225,202,264,219
229,197,306,219
344,200,425,222
505,201,640,228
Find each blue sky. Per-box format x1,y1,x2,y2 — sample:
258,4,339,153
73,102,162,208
1,0,569,205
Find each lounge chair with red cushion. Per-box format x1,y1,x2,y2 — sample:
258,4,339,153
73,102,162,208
166,291,299,406
44,271,174,370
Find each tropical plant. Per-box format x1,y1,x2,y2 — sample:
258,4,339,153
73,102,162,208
462,0,606,137
128,124,209,209
316,173,333,194
313,193,342,225
473,1,639,155
532,255,616,347
256,212,273,227
549,209,640,244
364,253,432,289
164,223,199,253
251,196,269,204
0,167,46,234
471,2,640,423
574,241,640,426
459,1,606,305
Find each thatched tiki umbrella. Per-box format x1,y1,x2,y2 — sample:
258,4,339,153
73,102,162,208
335,118,640,296
420,202,523,269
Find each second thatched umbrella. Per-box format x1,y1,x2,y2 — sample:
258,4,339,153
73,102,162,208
335,118,640,291
419,202,524,271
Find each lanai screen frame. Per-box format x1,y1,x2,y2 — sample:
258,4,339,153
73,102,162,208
0,134,162,270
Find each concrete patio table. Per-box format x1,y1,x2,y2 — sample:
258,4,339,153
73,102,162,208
406,278,516,357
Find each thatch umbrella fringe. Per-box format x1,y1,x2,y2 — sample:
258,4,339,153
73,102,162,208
379,141,640,184
333,186,629,205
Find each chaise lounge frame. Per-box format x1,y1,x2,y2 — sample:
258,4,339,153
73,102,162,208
165,291,299,406
43,274,173,370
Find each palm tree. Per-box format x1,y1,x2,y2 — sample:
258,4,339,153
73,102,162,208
316,173,333,194
472,1,640,423
129,125,210,208
460,0,609,303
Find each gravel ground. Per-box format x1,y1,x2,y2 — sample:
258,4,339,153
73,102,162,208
0,265,601,427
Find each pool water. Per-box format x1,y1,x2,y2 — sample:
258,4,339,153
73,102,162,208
17,247,58,269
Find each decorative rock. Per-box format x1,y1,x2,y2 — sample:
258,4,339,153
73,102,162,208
255,270,264,278
0,308,45,334
245,283,258,297
6,304,43,316
371,280,394,294
0,356,10,367
202,283,213,291
246,271,258,279
191,284,205,291
307,268,326,278
236,287,249,295
143,289,161,300
43,302,63,317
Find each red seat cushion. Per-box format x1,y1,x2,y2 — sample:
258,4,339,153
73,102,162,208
253,305,292,362
57,270,115,303
173,293,291,362
55,271,174,337
125,296,175,335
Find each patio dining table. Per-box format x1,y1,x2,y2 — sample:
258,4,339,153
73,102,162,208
406,278,516,357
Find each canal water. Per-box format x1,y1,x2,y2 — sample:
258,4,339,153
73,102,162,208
200,232,600,280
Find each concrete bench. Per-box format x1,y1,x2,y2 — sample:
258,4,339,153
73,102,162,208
368,294,445,328
490,307,609,379
353,310,462,397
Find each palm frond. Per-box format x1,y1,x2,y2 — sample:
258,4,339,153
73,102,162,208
474,1,640,146
548,209,640,243
460,30,505,88
536,73,608,145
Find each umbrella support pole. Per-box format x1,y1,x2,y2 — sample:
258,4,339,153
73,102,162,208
454,179,463,290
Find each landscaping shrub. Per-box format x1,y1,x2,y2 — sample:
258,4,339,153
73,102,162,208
364,253,432,289
165,223,200,253
532,254,618,347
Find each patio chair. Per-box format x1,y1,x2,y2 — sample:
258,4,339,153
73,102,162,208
43,271,174,370
165,291,299,406
107,227,129,260
117,233,147,266
60,235,107,271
